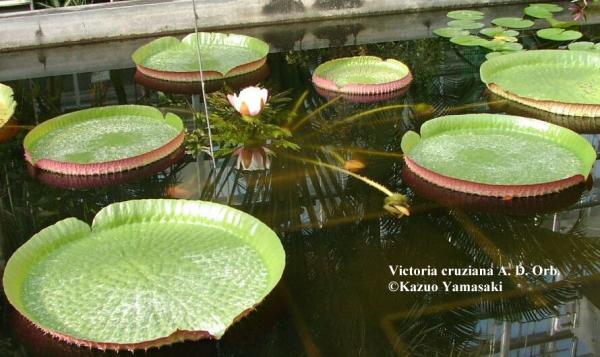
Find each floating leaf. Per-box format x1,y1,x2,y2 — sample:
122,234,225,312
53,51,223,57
450,35,488,46
24,106,185,175
402,113,596,196
433,27,470,38
2,199,287,350
568,41,599,51
524,5,553,19
491,17,535,29
132,32,270,82
536,28,583,41
448,20,485,30
480,27,505,37
533,3,563,12
447,10,485,20
480,50,600,117
481,27,521,39
546,17,579,29
312,56,412,95
481,40,523,52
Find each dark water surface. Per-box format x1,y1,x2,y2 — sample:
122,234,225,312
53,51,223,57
2,4,600,357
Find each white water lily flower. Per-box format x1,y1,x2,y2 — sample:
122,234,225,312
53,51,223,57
227,86,268,117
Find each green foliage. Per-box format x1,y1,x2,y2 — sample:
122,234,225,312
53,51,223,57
536,28,583,41
204,90,300,157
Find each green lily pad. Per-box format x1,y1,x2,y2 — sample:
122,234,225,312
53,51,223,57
546,17,579,29
491,17,535,29
568,41,598,51
480,27,519,38
312,56,412,94
132,32,269,81
480,50,600,117
450,35,488,46
447,10,485,20
523,4,562,19
524,5,553,19
433,27,470,38
533,3,563,12
401,114,596,196
0,83,16,129
24,105,184,175
447,20,485,30
2,199,286,349
536,28,583,41
481,40,523,51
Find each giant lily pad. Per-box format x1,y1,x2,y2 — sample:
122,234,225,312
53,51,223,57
480,50,600,117
536,28,582,41
0,83,16,129
312,56,412,95
24,105,185,175
3,199,285,350
401,114,596,197
132,32,269,82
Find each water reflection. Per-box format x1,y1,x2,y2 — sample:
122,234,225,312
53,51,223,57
1,28,600,357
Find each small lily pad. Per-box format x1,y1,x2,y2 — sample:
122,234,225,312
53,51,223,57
524,5,553,19
533,3,563,12
447,10,485,20
546,17,579,29
448,20,485,30
492,17,535,29
480,27,505,37
482,40,524,52
450,35,488,46
480,27,520,38
537,28,583,41
433,27,470,38
568,41,599,51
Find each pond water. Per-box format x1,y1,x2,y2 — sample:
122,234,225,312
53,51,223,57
1,4,600,357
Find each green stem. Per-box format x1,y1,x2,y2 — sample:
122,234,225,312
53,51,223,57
282,153,394,197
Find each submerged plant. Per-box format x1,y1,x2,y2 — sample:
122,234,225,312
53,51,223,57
204,86,300,170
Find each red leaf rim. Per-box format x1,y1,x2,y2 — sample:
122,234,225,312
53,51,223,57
136,57,267,83
486,90,600,134
314,85,409,104
402,166,585,214
25,132,184,176
488,83,600,118
134,64,270,95
27,148,186,189
312,71,413,95
404,156,585,197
